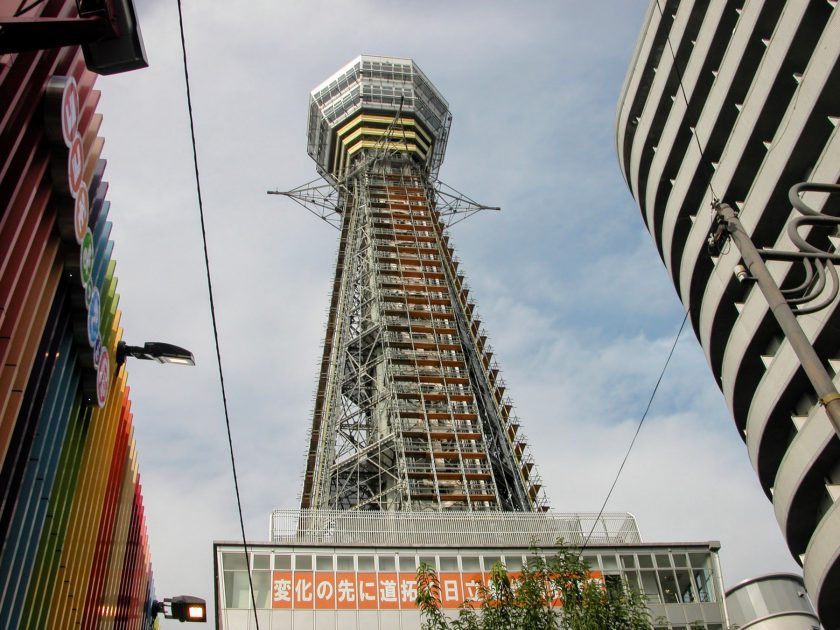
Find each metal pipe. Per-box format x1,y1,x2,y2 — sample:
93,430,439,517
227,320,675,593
715,203,840,437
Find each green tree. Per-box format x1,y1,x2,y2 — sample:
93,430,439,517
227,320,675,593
416,547,651,630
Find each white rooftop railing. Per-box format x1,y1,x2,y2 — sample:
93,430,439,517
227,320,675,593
269,510,641,548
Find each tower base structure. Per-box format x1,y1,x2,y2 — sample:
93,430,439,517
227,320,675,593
213,510,728,630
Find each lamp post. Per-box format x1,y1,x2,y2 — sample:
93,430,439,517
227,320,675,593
116,341,195,367
709,182,840,438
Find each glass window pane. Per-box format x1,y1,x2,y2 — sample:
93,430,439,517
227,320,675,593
358,556,375,571
253,554,270,570
336,556,354,570
505,555,523,570
604,574,623,599
639,571,660,603
601,555,619,570
224,571,252,608
675,570,694,602
622,571,640,592
379,556,396,571
693,568,714,602
638,555,653,569
462,557,480,571
223,552,248,570
673,553,688,567
658,570,679,603
223,572,235,607
400,556,418,571
689,553,709,568
295,555,312,571
655,554,671,568
274,555,291,570
316,556,333,570
419,556,436,570
621,555,636,568
483,556,502,571
439,557,458,571
253,571,271,608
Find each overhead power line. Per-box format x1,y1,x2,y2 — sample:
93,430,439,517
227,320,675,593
175,1,260,627
581,311,689,552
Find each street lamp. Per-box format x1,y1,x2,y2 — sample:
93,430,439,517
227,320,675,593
0,0,148,75
152,596,207,623
116,341,195,367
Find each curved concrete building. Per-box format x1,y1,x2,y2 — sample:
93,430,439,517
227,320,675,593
616,1,840,627
725,573,819,630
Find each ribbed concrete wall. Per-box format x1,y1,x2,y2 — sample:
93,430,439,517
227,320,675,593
725,573,819,630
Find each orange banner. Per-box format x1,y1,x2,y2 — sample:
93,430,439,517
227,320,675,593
268,568,592,610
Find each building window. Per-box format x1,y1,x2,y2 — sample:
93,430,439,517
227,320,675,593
253,554,270,570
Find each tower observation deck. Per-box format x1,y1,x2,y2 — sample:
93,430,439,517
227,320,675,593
301,55,547,513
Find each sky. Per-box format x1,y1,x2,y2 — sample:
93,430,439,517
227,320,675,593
95,0,801,625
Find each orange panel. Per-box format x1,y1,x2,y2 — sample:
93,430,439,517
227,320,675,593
376,572,399,610
356,573,378,609
335,572,357,609
271,571,293,609
292,573,314,609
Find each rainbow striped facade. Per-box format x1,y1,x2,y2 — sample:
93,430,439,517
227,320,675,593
1,1,155,627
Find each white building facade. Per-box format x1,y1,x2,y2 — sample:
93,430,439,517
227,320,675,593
214,511,727,629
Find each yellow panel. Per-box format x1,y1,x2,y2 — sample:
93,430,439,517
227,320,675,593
336,113,433,146
336,139,427,176
340,126,430,153
346,140,426,158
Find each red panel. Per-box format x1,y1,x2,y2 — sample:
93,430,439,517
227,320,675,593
0,208,57,465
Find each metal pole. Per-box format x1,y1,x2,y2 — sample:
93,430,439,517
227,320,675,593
715,203,840,437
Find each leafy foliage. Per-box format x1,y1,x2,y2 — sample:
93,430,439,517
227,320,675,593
416,547,651,630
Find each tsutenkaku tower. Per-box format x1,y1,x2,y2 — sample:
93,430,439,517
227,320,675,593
299,55,546,513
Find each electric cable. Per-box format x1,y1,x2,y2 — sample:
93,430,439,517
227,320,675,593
654,0,719,204
175,1,260,626
581,3,717,552
580,310,689,553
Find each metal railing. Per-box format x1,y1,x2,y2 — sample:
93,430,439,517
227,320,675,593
269,509,641,547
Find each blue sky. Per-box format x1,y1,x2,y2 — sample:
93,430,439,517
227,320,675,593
96,1,799,625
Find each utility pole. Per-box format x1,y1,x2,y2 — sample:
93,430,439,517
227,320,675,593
710,183,840,438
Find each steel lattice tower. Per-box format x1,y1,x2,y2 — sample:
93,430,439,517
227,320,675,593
299,56,546,513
